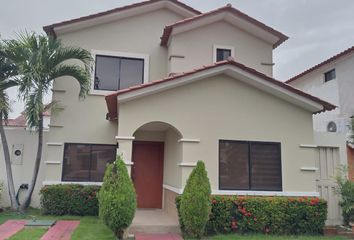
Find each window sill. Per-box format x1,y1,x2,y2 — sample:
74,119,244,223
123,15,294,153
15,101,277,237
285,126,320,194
43,181,103,186
214,190,319,197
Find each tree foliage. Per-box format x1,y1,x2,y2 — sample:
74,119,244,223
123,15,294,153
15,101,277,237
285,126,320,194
179,161,211,239
98,156,137,239
335,166,354,225
3,32,92,211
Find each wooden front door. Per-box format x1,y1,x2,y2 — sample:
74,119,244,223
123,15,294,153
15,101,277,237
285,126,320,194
132,141,164,208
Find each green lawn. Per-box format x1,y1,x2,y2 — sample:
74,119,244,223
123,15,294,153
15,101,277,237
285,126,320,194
9,228,47,240
0,209,114,240
209,235,345,240
0,209,346,240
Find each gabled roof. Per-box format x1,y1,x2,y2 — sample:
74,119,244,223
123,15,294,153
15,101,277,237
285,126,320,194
43,0,201,37
286,46,354,84
160,4,288,49
105,59,335,121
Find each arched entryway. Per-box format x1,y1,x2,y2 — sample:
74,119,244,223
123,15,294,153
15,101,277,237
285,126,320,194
131,121,183,209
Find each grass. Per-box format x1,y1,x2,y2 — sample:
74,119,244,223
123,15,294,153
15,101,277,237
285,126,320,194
9,228,48,240
0,208,114,240
0,209,347,240
209,235,345,240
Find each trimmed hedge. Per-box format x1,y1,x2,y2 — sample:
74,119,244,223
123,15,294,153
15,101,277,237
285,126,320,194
176,195,327,236
40,184,100,216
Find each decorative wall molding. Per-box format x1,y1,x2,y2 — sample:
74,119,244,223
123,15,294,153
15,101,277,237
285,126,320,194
45,161,61,165
178,162,197,167
115,136,135,141
124,161,134,166
51,89,66,93
300,167,318,172
178,138,200,143
300,144,318,148
48,124,64,128
46,142,63,146
169,55,185,61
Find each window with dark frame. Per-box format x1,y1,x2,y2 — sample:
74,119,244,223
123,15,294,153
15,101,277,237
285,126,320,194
62,143,116,182
324,69,336,82
216,48,232,62
219,140,282,191
94,55,144,91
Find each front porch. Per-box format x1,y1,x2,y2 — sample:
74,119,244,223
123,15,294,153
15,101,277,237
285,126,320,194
129,209,180,235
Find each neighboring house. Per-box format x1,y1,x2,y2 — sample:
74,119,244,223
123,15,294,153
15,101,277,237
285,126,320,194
286,47,354,181
0,112,49,207
1,0,336,219
286,47,354,135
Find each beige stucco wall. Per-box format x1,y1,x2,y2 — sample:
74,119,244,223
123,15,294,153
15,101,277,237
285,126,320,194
0,128,48,208
44,9,188,183
117,74,317,193
168,21,274,77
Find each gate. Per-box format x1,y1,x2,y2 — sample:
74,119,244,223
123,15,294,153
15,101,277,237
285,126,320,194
315,146,342,226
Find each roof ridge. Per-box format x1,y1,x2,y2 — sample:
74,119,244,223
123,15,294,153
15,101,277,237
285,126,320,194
43,0,201,37
160,4,288,48
286,45,354,83
105,60,335,120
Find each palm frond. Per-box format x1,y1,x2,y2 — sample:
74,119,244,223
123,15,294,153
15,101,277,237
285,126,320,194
50,65,91,98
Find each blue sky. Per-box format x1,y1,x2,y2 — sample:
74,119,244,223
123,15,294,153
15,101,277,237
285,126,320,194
1,0,354,117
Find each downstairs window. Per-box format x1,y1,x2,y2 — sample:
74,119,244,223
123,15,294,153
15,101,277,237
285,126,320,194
62,143,116,182
219,140,282,191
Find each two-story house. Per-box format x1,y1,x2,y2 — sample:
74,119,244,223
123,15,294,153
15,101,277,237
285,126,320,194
286,46,354,181
1,0,336,217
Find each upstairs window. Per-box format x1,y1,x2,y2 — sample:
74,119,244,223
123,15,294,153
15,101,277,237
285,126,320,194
94,55,144,91
213,45,235,62
219,140,282,191
216,49,232,62
324,69,336,82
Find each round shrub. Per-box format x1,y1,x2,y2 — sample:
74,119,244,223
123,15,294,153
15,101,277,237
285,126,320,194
98,156,136,239
180,161,211,239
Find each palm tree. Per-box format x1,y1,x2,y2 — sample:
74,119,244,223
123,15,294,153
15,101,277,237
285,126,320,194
6,32,92,211
0,40,19,211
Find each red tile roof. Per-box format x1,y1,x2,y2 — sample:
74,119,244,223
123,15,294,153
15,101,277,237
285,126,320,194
6,108,50,127
105,59,336,120
43,0,201,37
6,114,27,127
286,46,354,84
160,4,288,49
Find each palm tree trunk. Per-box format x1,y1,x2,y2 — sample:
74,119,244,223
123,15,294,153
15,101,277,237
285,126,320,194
0,112,19,211
20,114,43,212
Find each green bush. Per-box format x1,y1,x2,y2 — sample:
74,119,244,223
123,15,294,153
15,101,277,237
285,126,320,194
179,161,211,239
98,156,136,239
40,184,100,215
176,195,327,236
336,167,354,225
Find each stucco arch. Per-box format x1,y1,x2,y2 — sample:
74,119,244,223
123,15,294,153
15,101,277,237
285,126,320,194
132,121,183,139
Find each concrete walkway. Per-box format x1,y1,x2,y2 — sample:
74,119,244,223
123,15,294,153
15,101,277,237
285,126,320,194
40,220,80,240
129,209,180,235
135,233,182,240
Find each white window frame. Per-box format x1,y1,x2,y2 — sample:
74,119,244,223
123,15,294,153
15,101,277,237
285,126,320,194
213,45,235,63
90,49,149,95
